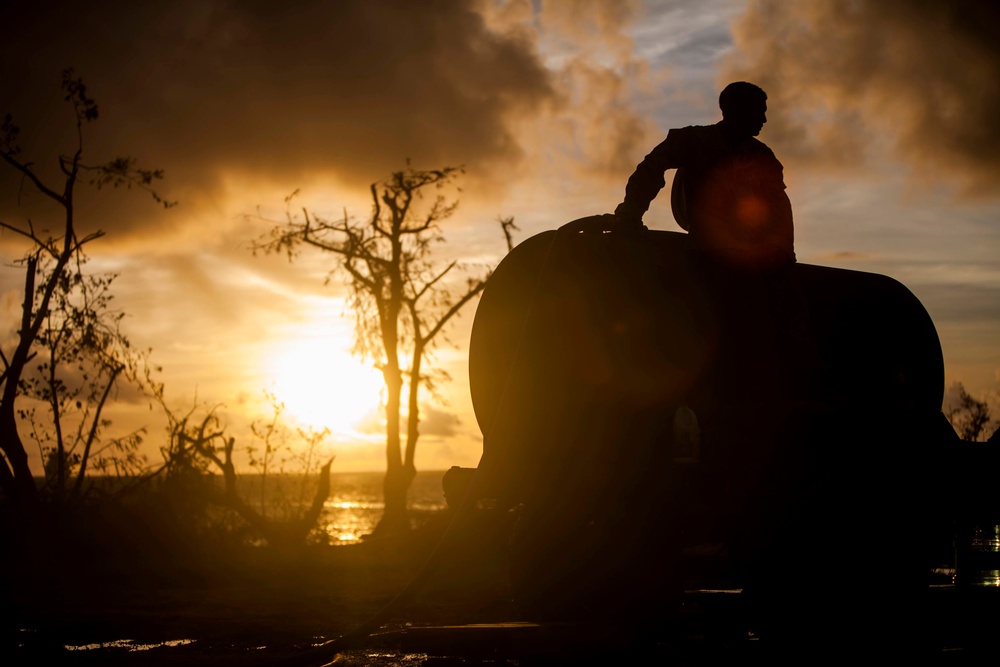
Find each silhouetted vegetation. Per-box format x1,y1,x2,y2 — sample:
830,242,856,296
20,252,151,502
255,166,497,537
0,69,171,507
945,381,996,441
1,72,340,568
150,385,335,548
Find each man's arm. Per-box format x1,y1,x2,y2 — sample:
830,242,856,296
614,129,686,227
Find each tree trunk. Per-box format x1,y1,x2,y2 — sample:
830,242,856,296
374,462,416,538
0,410,38,504
404,342,423,470
373,221,408,538
374,360,412,537
0,258,40,504
374,339,408,537
0,455,15,498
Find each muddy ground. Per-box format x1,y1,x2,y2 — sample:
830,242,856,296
5,511,997,666
5,513,527,666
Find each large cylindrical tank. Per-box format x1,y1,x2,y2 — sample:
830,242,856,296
470,226,943,465
467,224,946,630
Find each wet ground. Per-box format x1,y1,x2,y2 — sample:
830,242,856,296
8,570,998,666
5,517,999,666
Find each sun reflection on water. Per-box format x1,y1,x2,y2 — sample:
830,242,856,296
65,638,196,652
331,501,362,509
317,471,448,544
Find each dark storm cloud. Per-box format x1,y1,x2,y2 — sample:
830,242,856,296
725,0,1000,197
1,0,554,235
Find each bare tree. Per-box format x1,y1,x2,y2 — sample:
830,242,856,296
945,382,996,442
255,166,491,537
499,215,519,254
0,69,172,505
18,251,149,502
151,387,335,548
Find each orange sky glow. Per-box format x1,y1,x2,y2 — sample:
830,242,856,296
2,0,998,474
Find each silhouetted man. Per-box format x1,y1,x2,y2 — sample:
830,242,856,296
615,81,794,268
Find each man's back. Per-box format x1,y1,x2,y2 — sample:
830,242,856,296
615,82,794,268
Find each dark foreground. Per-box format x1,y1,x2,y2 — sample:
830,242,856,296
5,510,999,667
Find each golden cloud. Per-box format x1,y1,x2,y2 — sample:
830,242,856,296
723,0,1000,197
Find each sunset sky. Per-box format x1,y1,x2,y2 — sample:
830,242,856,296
2,0,998,474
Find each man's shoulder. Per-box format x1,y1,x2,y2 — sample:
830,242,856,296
670,125,779,156
747,136,776,156
663,124,724,155
667,124,718,140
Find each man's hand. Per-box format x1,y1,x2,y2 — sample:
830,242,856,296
613,203,645,231
559,213,617,233
559,211,647,234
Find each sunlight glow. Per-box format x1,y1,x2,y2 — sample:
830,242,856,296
267,337,383,437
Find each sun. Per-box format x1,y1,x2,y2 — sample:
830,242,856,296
266,337,383,436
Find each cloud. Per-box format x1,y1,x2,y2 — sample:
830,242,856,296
1,0,667,245
417,404,462,438
1,0,555,237
531,0,665,180
913,283,1000,324
723,0,1000,197
809,250,875,263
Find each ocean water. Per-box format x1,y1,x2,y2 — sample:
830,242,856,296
235,470,451,545
321,470,450,543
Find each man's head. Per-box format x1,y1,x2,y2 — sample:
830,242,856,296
719,81,767,138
